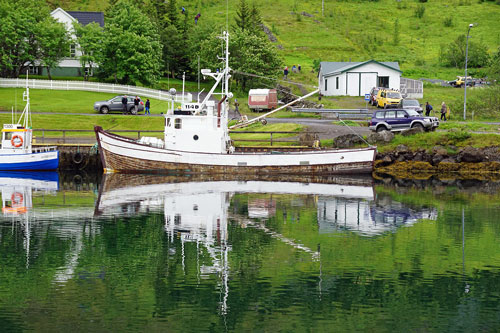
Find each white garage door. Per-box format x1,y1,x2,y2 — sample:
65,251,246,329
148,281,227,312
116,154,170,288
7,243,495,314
360,73,377,96
347,73,359,96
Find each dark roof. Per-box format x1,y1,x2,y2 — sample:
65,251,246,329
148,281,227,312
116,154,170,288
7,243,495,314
67,11,104,27
320,60,401,76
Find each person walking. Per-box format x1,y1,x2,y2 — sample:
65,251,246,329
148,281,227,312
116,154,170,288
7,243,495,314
122,95,128,114
134,96,140,114
234,99,239,113
145,99,150,115
425,102,433,116
440,102,447,121
283,66,289,80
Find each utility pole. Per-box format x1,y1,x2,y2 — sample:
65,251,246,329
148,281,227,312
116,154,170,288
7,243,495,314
463,24,473,121
198,55,200,91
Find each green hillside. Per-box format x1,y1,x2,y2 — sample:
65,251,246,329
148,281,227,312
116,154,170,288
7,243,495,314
50,0,500,81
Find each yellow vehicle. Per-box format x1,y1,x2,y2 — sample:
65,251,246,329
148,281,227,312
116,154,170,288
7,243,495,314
449,76,474,88
376,89,402,109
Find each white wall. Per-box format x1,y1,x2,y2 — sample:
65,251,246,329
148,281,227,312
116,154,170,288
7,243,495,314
50,8,84,67
320,62,400,97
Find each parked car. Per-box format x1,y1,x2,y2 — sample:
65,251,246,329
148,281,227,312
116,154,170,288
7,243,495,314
94,95,145,115
376,89,402,109
398,99,423,114
369,87,383,106
448,76,474,88
369,109,439,133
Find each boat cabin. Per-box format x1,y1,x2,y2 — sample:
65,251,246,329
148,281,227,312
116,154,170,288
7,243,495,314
1,124,32,153
164,100,232,154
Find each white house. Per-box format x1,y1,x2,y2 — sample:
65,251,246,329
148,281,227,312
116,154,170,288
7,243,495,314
318,60,402,97
30,8,104,77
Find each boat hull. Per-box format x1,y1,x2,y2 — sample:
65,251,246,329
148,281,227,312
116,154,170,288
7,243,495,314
0,151,59,171
95,126,376,175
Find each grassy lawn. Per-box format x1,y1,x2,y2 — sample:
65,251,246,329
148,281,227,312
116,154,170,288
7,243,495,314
0,88,172,114
230,122,303,146
0,113,165,139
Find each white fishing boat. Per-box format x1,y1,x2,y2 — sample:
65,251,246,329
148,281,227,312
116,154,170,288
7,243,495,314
0,75,58,171
94,32,376,175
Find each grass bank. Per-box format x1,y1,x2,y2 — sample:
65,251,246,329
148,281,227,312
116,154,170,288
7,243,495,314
0,88,171,114
374,131,500,154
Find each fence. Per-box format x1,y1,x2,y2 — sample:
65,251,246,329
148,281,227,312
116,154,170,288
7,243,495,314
32,129,321,146
0,78,192,103
292,108,372,119
400,77,423,99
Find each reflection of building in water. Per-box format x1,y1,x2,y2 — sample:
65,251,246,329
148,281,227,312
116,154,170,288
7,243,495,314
248,198,276,218
318,193,437,236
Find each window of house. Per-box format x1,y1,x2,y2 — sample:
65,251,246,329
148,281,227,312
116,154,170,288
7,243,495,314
166,118,171,127
28,66,39,75
174,118,182,129
378,76,389,88
324,79,328,91
69,44,76,58
336,77,339,90
84,68,93,76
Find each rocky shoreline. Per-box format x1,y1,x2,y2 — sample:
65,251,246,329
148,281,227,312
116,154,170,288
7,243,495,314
374,144,500,180
333,131,500,179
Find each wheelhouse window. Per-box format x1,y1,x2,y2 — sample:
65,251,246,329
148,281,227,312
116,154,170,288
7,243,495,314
174,118,182,129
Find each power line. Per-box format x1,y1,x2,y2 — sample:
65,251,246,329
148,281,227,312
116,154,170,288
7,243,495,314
232,70,318,89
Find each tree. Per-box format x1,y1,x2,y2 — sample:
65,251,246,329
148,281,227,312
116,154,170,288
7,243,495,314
37,18,70,80
99,1,162,85
167,0,179,28
235,0,251,32
0,0,50,77
73,22,104,81
393,19,400,46
195,30,282,90
488,47,500,84
440,34,490,68
249,2,263,33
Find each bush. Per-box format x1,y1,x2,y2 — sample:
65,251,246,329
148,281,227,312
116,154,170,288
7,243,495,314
444,17,453,27
450,85,500,120
414,5,425,18
439,35,490,68
446,130,471,142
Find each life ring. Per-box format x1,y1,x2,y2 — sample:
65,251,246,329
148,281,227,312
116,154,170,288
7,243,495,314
11,192,23,206
11,135,23,147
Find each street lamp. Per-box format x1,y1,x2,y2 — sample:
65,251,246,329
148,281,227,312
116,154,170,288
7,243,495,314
463,23,473,121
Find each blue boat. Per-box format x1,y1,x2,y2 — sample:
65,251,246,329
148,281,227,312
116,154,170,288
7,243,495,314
0,75,59,171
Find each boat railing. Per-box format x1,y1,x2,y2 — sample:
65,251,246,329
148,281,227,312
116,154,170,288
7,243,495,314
31,129,324,147
32,146,57,153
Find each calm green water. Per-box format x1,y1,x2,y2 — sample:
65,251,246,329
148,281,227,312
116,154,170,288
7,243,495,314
1,173,500,332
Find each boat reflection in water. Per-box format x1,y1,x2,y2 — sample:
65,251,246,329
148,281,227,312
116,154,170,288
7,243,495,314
96,174,437,239
0,171,59,217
